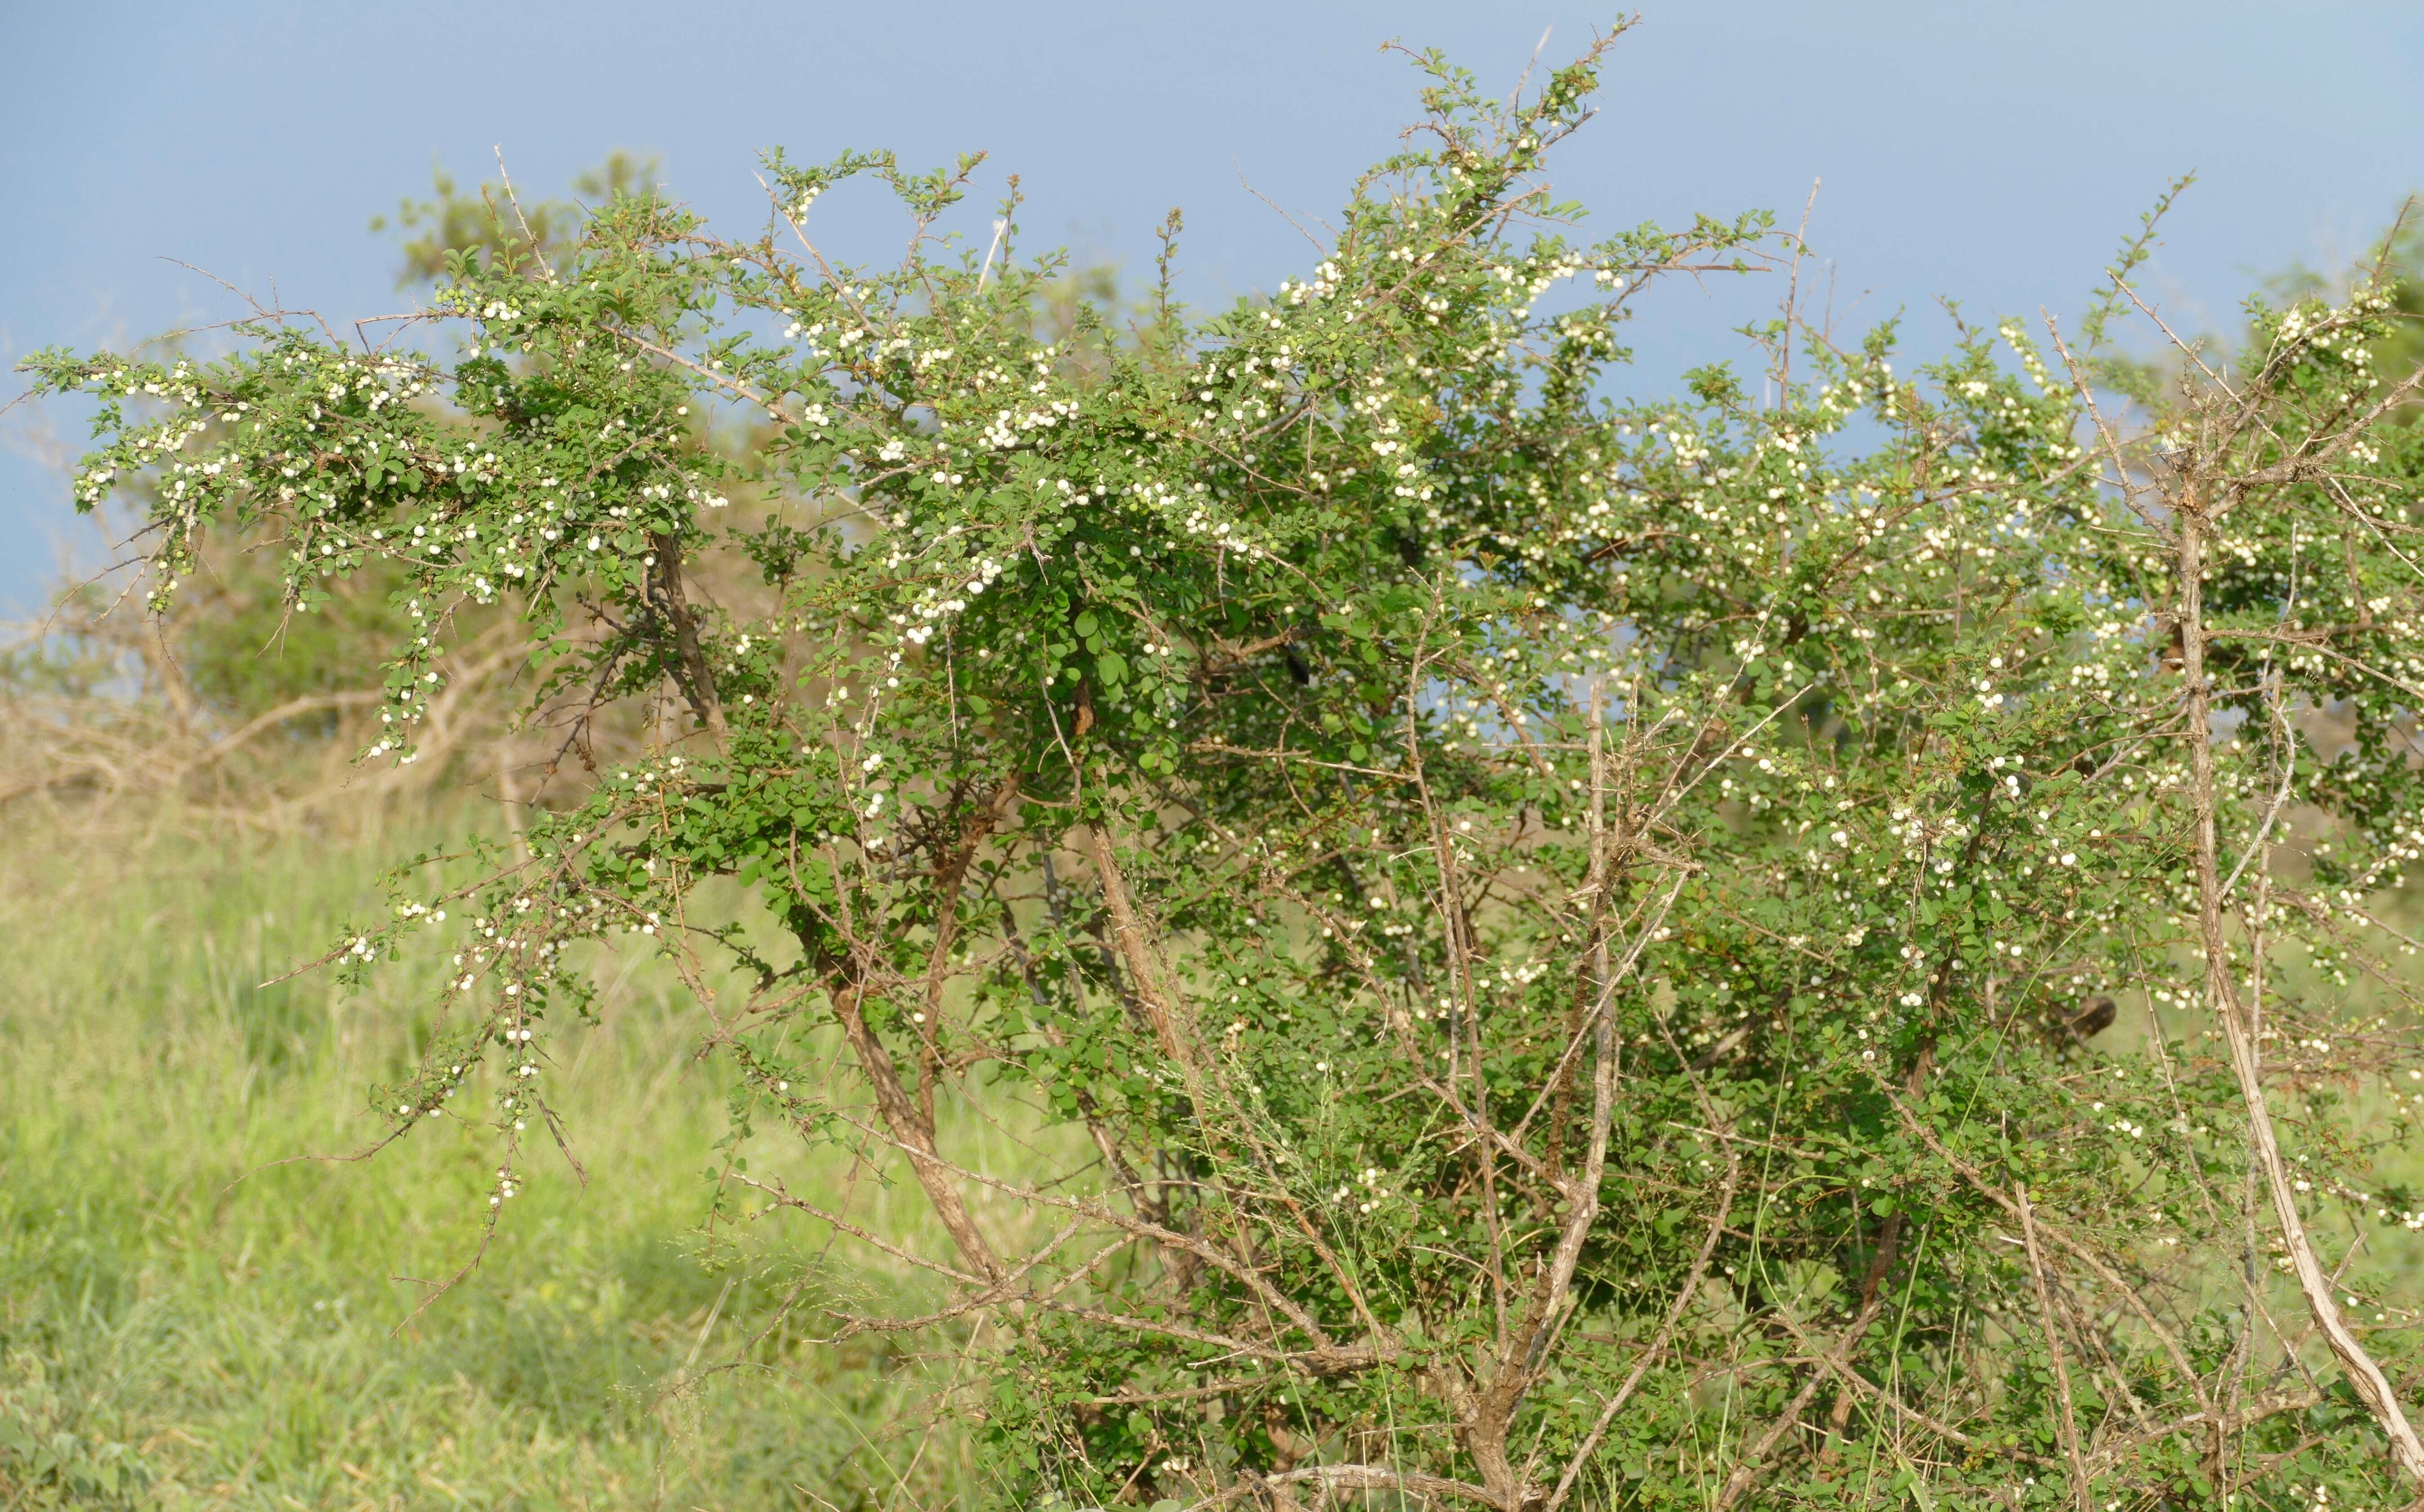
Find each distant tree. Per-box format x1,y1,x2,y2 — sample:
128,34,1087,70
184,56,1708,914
371,150,661,287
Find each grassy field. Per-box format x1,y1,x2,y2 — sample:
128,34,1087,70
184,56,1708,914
0,803,997,1511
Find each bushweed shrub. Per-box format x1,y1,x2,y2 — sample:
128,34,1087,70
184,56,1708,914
27,31,2424,1508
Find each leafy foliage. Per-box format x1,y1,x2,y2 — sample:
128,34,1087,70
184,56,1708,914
25,31,2424,1508
371,151,662,288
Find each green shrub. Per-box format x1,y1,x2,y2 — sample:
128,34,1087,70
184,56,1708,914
27,29,2424,1508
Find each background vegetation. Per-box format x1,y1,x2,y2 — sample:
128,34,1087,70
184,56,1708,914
0,804,1008,1509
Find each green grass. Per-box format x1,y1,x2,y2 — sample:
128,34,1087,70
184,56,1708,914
0,805,996,1511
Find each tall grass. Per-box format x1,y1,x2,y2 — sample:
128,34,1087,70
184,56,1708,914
0,803,999,1510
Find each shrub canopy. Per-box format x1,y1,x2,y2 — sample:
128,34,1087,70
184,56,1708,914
28,33,2424,1509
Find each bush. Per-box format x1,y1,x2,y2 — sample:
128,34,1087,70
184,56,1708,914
27,31,2424,1508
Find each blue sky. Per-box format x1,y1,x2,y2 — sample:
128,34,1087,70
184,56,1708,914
4,0,2418,613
